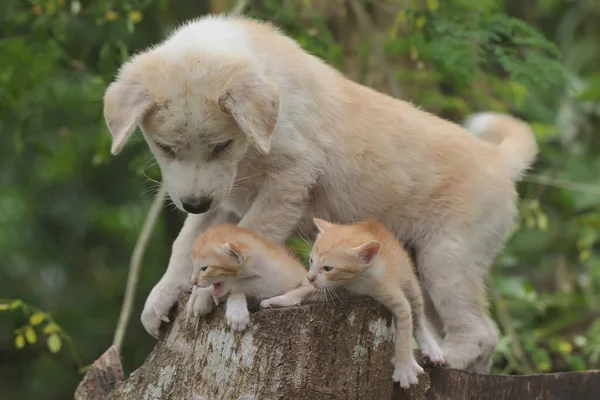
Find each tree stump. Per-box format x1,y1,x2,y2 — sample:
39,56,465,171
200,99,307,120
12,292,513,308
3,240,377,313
115,296,415,399
76,294,600,400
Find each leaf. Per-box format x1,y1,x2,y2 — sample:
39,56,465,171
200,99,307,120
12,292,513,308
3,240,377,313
9,300,22,310
537,360,552,372
427,0,439,12
29,312,46,326
105,11,118,22
0,304,9,311
47,334,62,354
557,341,573,355
25,327,37,344
537,213,549,232
43,323,60,335
574,335,588,348
129,10,143,24
15,334,25,349
566,355,587,371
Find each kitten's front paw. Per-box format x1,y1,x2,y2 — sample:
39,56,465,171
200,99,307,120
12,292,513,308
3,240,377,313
392,358,424,388
260,295,296,308
226,305,250,331
186,286,215,318
259,299,273,308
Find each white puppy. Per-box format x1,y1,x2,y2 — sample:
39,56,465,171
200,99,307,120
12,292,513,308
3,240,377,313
103,15,537,373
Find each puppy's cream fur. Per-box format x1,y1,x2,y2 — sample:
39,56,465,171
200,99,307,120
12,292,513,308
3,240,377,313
104,15,538,372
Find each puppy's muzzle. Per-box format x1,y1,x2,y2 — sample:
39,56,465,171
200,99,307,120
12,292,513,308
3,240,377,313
181,196,212,214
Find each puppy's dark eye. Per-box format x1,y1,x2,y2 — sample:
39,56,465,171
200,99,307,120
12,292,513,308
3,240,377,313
211,140,233,157
200,266,208,272
323,266,333,272
156,142,175,157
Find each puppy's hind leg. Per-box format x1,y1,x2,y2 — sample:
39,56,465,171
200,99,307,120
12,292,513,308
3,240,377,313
416,236,499,373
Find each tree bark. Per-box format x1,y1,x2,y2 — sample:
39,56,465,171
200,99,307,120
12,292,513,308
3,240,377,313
76,295,600,400
115,296,408,399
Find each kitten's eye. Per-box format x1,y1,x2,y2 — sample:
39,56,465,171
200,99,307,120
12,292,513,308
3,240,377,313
309,257,313,264
211,139,233,157
156,142,175,157
200,266,208,272
323,266,333,272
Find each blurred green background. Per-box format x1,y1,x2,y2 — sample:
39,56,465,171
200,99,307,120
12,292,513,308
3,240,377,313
1,0,600,398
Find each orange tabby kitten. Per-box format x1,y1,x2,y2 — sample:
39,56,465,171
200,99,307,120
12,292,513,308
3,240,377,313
262,218,444,388
190,223,309,331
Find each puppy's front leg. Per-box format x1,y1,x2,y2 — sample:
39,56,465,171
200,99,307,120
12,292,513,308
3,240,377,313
238,171,311,243
141,209,236,338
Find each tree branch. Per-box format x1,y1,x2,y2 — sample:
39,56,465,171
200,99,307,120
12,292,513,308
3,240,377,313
347,0,403,98
524,174,600,196
112,185,167,350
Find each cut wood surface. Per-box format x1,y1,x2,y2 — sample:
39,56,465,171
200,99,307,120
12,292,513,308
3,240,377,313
76,295,600,400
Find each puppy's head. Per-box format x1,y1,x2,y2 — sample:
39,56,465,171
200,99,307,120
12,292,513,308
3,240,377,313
103,48,280,214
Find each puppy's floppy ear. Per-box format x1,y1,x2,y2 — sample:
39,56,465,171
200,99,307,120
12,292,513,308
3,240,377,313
103,74,153,155
222,242,247,265
218,71,280,154
313,218,334,235
351,240,381,264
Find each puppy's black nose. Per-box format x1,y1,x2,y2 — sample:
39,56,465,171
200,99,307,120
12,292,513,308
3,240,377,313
181,196,212,214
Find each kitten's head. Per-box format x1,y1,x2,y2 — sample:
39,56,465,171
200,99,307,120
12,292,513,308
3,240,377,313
191,224,250,300
307,218,381,289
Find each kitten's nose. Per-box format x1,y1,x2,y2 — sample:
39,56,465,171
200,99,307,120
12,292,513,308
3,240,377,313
181,196,212,214
307,274,316,283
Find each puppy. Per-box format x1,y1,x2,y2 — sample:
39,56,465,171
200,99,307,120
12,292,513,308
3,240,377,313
103,15,537,372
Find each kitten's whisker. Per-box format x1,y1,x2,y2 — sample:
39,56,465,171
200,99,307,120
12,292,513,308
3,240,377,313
317,287,325,303
324,286,331,304
328,284,342,303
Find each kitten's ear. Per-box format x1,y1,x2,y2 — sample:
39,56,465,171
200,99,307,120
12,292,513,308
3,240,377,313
313,218,334,235
222,242,246,265
351,240,381,264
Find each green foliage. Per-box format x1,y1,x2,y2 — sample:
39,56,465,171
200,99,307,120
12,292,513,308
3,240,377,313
2,0,600,398
0,299,81,370
385,0,566,120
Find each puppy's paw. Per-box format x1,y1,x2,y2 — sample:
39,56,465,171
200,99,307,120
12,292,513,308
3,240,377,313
392,358,424,389
141,282,180,339
141,307,168,340
186,286,215,318
421,341,445,365
226,304,250,331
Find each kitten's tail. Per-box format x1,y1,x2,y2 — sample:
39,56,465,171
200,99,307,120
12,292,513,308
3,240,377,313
464,112,538,182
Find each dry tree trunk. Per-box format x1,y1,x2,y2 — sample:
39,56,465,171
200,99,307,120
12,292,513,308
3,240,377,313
76,295,600,400
116,296,412,399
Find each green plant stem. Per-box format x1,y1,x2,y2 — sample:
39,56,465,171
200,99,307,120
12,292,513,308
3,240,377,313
112,184,167,350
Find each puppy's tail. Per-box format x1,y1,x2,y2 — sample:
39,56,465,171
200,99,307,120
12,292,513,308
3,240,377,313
464,112,538,182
